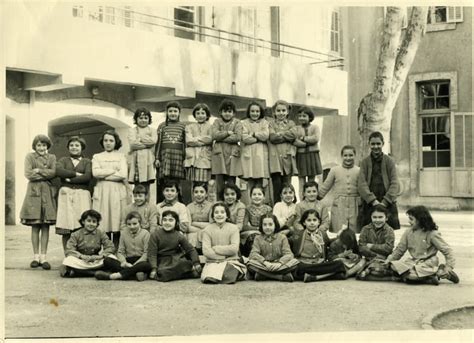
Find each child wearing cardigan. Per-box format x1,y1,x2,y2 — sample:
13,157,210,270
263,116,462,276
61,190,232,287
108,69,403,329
318,145,361,233
120,184,158,233
95,211,151,281
247,214,299,282
59,210,115,277
358,131,400,230
290,209,346,282
357,205,396,281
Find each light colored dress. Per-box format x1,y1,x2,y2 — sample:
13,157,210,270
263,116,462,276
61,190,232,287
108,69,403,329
318,165,361,233
127,126,157,183
55,157,92,234
92,151,130,233
240,118,269,179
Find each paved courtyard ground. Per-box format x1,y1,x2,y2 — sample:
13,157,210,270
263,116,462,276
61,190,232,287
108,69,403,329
3,211,474,340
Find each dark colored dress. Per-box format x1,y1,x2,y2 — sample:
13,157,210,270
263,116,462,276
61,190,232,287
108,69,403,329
156,122,186,180
147,228,200,282
20,152,57,226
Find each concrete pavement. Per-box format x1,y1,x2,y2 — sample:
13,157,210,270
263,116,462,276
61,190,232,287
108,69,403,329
3,210,474,338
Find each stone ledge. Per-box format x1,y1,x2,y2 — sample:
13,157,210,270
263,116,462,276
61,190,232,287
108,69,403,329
421,304,474,330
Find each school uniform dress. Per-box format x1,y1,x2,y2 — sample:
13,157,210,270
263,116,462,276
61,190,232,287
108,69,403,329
156,122,186,180
62,228,116,271
148,228,200,282
201,222,247,284
319,165,361,233
268,118,298,176
291,123,322,177
290,228,345,280
103,227,152,279
127,126,157,184
20,152,57,226
92,151,130,233
187,200,213,247
248,233,299,274
358,153,400,230
55,156,92,234
291,200,331,232
120,202,158,233
387,228,455,278
156,200,190,233
211,117,243,177
184,122,212,182
240,118,269,179
227,201,246,232
273,202,296,230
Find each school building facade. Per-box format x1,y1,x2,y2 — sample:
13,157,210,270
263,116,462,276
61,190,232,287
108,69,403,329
3,4,472,224
344,6,473,210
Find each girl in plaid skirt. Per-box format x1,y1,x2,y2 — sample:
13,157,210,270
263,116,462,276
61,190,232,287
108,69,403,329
155,101,186,203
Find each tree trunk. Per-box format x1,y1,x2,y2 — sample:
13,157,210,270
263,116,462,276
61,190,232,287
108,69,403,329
357,7,429,157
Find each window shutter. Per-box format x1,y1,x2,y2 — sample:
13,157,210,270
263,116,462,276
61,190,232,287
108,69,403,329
447,7,463,23
451,112,474,197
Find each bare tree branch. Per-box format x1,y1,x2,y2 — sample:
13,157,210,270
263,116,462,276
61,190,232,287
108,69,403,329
389,6,429,108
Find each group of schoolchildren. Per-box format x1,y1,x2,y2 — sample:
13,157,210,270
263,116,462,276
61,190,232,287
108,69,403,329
20,99,459,286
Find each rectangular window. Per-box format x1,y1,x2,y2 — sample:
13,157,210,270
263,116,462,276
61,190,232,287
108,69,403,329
419,81,450,111
105,6,115,25
419,81,451,168
174,6,195,40
72,5,83,18
124,6,133,28
427,6,463,24
88,5,103,22
239,7,257,52
330,10,340,53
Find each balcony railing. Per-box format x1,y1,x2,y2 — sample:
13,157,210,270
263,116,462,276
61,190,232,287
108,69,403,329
72,5,344,68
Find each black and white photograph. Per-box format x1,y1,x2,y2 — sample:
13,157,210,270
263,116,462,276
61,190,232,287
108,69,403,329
1,1,473,342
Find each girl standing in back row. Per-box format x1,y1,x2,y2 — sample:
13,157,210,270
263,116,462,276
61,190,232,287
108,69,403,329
268,100,297,203
291,106,322,201
92,130,130,248
155,101,186,203
127,107,157,194
55,136,92,254
240,101,269,204
21,134,57,270
318,145,360,233
211,99,243,197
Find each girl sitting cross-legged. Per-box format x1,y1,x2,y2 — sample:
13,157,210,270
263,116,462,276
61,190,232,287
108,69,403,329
247,214,299,282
